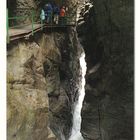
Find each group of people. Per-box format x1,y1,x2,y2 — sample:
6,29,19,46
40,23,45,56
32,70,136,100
40,2,67,25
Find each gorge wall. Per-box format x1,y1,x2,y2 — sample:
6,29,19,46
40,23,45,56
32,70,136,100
7,0,82,139
7,28,82,140
77,0,134,140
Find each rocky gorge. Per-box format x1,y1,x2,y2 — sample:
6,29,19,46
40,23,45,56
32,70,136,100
7,0,134,140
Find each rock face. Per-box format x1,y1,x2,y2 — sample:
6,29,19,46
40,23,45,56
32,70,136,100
7,35,56,140
77,0,134,140
7,28,82,140
7,0,78,25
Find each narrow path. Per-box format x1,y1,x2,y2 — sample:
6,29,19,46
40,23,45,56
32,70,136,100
8,23,75,42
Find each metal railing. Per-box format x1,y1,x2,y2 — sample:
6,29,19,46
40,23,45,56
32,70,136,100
7,8,77,43
7,8,43,43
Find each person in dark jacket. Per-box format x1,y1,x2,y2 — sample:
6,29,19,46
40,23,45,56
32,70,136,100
44,3,53,24
53,5,60,24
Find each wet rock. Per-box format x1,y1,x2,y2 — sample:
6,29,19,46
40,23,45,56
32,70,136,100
77,0,134,140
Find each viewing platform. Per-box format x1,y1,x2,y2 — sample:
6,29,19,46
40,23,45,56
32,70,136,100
7,8,77,43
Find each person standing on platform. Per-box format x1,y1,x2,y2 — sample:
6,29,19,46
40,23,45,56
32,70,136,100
59,6,66,25
53,5,60,24
40,8,45,23
44,3,53,24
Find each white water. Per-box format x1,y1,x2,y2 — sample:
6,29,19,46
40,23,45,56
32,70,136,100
69,52,87,140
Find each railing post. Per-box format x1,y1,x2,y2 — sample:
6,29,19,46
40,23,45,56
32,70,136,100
31,9,34,36
7,8,9,43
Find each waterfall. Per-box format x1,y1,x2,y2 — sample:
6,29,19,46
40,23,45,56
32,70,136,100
69,52,87,140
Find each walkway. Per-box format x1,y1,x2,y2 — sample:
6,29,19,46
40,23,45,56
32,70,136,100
7,8,77,43
8,23,75,42
9,24,41,41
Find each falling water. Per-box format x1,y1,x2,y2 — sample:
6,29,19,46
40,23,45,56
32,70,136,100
69,52,87,140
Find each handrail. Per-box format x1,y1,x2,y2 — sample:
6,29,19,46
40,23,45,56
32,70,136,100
7,8,77,43
7,8,40,43
9,16,28,20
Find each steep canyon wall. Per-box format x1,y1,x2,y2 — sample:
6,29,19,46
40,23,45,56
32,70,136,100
7,28,82,140
77,0,134,140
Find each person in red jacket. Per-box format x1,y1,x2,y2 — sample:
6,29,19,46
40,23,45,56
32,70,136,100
60,6,66,17
59,6,66,25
